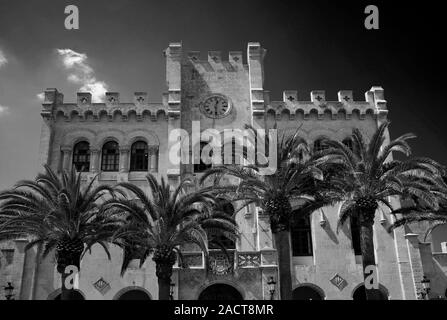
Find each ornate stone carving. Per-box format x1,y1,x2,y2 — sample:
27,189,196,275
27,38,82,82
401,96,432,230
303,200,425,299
237,252,261,268
208,251,234,275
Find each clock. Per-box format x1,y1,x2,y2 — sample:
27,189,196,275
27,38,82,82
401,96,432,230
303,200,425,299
200,95,231,118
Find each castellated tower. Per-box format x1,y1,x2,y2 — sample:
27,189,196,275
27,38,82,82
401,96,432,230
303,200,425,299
2,42,443,300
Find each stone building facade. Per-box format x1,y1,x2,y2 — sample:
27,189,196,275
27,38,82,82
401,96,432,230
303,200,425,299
1,42,447,300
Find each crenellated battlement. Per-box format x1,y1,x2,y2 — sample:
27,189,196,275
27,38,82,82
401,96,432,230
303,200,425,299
263,87,388,120
41,89,168,122
183,50,248,73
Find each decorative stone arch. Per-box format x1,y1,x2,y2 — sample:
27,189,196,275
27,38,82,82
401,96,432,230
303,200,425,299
195,280,245,300
280,108,291,120
323,108,334,119
125,129,160,147
61,129,97,148
337,108,347,120
292,283,326,300
351,108,362,119
94,129,126,150
69,110,81,120
308,108,320,117
351,283,389,300
127,109,137,119
156,109,168,120
365,108,376,118
47,288,86,300
276,127,308,141
294,109,305,120
113,286,152,300
112,109,123,120
55,110,66,121
98,109,109,119
266,108,276,117
307,129,337,142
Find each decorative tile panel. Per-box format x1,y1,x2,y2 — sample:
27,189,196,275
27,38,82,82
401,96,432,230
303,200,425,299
330,273,347,291
237,252,261,268
93,277,111,295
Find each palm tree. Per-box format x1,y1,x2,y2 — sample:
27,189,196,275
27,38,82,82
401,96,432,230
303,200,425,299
104,174,239,300
388,178,447,240
0,165,123,300
323,121,446,300
389,206,447,242
199,127,342,300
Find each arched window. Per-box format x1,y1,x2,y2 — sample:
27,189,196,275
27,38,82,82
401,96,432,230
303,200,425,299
343,137,353,151
313,138,327,153
72,141,90,172
430,223,447,253
352,285,388,300
101,141,120,172
53,290,85,300
293,286,324,300
351,215,362,256
291,215,313,256
198,284,243,300
208,199,236,249
194,142,212,173
117,289,151,300
130,141,149,172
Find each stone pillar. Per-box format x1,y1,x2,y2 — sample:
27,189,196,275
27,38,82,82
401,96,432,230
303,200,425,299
165,42,182,186
441,242,447,253
405,233,425,299
149,146,159,172
61,146,72,172
90,149,100,173
247,42,266,125
119,147,130,173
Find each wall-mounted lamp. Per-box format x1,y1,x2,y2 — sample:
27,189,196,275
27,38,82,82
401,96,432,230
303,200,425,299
420,275,431,300
4,282,14,300
267,276,276,300
170,282,175,300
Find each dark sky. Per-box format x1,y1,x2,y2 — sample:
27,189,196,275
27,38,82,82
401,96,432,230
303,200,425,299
0,0,445,189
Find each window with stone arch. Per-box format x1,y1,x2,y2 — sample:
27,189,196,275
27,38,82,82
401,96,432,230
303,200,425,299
313,137,327,153
291,215,313,256
342,137,354,151
130,140,149,172
72,141,90,172
101,141,120,172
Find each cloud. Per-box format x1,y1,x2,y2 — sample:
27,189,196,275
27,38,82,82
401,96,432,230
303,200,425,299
56,49,109,102
37,92,45,101
0,49,7,68
0,105,10,116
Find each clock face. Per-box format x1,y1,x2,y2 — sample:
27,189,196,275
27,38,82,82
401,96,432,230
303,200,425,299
201,96,231,118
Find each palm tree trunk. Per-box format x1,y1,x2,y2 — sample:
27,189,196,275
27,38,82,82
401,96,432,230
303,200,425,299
156,262,173,300
273,230,293,300
57,253,81,300
359,220,382,300
158,275,171,300
61,270,79,300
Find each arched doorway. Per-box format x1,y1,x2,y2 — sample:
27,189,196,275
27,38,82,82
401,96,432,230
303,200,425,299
117,289,151,300
53,290,85,300
352,285,388,300
292,286,324,300
198,284,243,300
